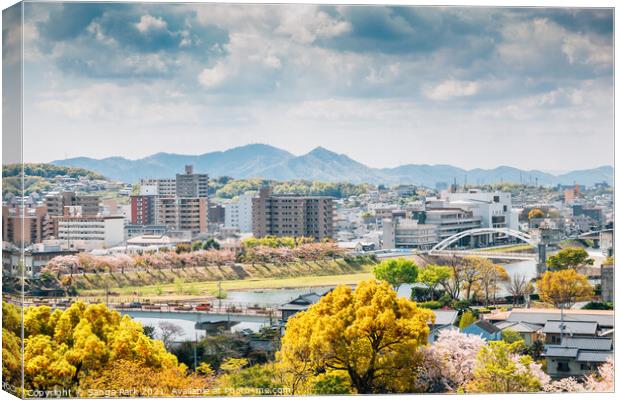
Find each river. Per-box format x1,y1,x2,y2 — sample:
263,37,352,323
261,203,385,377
128,251,606,342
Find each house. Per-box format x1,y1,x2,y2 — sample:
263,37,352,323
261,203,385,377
543,320,599,345
278,292,324,322
544,337,613,378
483,309,614,335
495,321,543,346
461,320,502,341
428,310,459,343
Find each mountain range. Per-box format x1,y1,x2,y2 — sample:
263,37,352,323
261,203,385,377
51,144,613,187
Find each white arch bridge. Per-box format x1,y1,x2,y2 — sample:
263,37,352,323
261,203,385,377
426,228,539,261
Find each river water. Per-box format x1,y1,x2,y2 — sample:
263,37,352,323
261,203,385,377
129,259,542,341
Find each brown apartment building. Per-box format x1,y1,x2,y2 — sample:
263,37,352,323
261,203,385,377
252,187,334,240
2,205,51,246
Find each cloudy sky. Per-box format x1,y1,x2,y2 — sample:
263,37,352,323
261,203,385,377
10,3,614,171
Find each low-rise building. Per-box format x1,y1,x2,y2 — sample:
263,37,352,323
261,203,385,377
53,214,125,250
382,218,439,250
544,337,613,378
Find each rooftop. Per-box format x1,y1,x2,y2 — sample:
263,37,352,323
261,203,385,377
542,320,598,335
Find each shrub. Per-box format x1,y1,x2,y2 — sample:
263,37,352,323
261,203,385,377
582,301,613,310
418,301,442,309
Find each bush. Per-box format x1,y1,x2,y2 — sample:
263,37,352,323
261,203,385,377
452,300,472,311
478,307,491,314
438,293,452,307
582,301,613,310
418,301,442,309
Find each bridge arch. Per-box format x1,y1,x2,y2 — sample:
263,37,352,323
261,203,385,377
429,228,536,254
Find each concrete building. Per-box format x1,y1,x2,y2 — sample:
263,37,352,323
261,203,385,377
440,190,519,243
2,205,50,246
176,165,209,198
139,178,176,197
45,191,100,216
208,204,226,225
130,195,157,225
572,204,605,228
155,197,208,235
382,218,439,250
224,193,255,233
2,241,79,278
252,187,334,240
125,224,167,239
424,208,482,245
53,212,125,250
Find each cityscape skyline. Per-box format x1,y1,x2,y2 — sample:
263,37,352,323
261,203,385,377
5,4,612,170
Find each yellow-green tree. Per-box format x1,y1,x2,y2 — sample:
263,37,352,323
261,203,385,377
527,208,545,220
536,269,593,308
2,302,23,392
459,310,477,329
277,280,433,394
373,258,419,291
18,301,209,395
417,265,452,301
466,341,548,393
546,247,594,271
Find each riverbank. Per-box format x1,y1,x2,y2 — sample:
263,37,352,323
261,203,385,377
77,260,375,302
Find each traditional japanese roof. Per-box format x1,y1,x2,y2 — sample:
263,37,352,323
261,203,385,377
544,347,579,358
561,337,613,351
542,320,598,335
495,321,543,333
472,320,502,334
432,310,459,326
504,309,614,328
576,351,614,363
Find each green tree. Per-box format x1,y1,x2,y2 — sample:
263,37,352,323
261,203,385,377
373,258,419,291
466,341,548,393
459,310,477,330
311,371,353,394
417,265,452,301
546,247,594,270
501,328,523,344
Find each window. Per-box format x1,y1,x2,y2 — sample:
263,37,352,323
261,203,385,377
557,362,570,372
493,195,500,203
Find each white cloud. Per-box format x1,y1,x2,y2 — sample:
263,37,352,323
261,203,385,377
424,79,479,101
198,63,230,87
562,35,612,67
135,15,167,33
275,8,351,44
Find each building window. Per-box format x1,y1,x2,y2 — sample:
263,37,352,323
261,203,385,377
557,362,570,372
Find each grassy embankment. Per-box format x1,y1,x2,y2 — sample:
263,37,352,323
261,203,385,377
477,244,535,253
76,258,376,301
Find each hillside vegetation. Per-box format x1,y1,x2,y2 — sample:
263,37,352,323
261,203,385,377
2,163,107,196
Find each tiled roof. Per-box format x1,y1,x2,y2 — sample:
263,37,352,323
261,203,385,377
496,321,543,333
505,309,614,328
576,351,614,363
545,347,579,358
542,320,598,335
474,320,502,334
432,310,458,326
561,337,613,351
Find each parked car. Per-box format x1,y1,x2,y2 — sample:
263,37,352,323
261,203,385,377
128,301,142,309
195,303,212,311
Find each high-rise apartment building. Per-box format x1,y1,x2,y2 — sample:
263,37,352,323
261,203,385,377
225,193,254,233
130,195,157,225
45,191,100,216
252,187,334,240
155,197,208,235
2,205,50,246
176,165,209,198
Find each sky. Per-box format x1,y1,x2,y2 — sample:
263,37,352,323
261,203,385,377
6,3,614,171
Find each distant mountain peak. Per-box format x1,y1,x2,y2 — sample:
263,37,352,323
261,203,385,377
50,144,614,186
